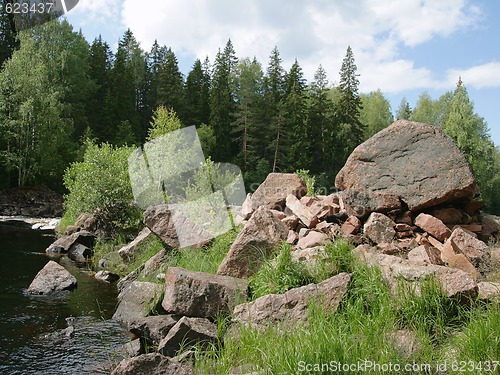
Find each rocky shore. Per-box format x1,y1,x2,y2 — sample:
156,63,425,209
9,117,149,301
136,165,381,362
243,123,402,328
27,121,500,374
0,187,63,218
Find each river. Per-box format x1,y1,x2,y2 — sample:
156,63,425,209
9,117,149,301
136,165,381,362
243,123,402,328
0,222,130,374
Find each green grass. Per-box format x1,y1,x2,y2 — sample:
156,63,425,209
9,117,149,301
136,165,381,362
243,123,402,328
192,238,500,375
91,226,240,279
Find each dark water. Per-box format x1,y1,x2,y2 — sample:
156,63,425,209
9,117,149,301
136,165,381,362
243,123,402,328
0,223,130,374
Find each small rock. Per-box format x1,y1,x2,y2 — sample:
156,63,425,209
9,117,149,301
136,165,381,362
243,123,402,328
363,213,396,245
338,189,402,219
158,317,218,357
440,239,479,280
414,213,451,242
129,315,180,347
449,227,489,271
118,228,154,262
285,194,319,229
286,230,298,244
95,270,120,283
281,215,299,230
408,245,443,266
27,261,77,295
296,231,328,250
477,282,500,302
112,282,164,330
429,208,464,225
111,353,194,375
67,243,93,263
341,216,362,236
45,230,95,254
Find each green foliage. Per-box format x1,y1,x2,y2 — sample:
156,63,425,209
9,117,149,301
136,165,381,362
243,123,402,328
197,123,216,157
63,141,141,233
395,276,465,341
449,303,500,365
396,97,412,120
295,169,316,196
249,242,313,299
360,89,394,140
147,105,182,141
0,19,92,187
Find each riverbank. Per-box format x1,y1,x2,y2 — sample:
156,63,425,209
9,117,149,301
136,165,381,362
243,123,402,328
0,187,63,218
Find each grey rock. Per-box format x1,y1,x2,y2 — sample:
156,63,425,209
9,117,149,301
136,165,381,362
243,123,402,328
95,270,120,283
217,207,288,278
111,353,194,375
129,315,179,347
46,230,95,254
354,245,478,303
158,316,218,357
67,243,93,263
335,120,479,211
162,267,248,318
250,173,307,211
27,261,77,295
112,281,164,330
232,273,351,330
118,227,154,262
338,189,402,218
363,212,396,245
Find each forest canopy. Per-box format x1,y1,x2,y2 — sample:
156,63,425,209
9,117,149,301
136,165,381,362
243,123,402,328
0,13,499,213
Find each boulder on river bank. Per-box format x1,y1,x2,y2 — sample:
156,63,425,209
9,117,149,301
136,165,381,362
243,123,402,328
27,261,77,295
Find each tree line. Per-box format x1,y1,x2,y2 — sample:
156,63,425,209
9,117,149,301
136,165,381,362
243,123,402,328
0,12,499,212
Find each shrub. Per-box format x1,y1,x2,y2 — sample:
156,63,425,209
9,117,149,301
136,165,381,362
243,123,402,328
63,141,141,234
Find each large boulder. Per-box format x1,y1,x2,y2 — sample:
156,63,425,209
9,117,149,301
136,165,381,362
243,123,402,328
335,120,479,212
250,173,307,211
162,267,248,318
143,204,213,249
232,273,351,330
111,353,194,375
112,281,164,330
217,207,288,278
27,261,77,295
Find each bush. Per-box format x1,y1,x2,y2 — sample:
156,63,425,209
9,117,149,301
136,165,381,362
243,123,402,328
63,141,141,234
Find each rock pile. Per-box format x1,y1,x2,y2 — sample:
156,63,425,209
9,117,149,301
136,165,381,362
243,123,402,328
39,120,500,374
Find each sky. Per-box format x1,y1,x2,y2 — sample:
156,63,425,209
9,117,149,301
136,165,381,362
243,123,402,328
64,0,500,146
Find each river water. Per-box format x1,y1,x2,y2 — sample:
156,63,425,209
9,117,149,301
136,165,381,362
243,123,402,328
0,222,130,374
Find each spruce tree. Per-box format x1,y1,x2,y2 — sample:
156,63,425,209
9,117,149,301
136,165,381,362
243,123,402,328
336,46,364,166
396,98,412,120
232,57,264,171
308,64,334,176
185,58,211,126
0,0,19,68
209,39,238,161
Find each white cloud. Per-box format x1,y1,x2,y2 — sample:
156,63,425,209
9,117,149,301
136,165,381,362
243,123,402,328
447,62,500,89
69,0,121,22
120,0,485,93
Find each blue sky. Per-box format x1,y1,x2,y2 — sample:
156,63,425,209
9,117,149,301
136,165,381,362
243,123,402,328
65,0,500,146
